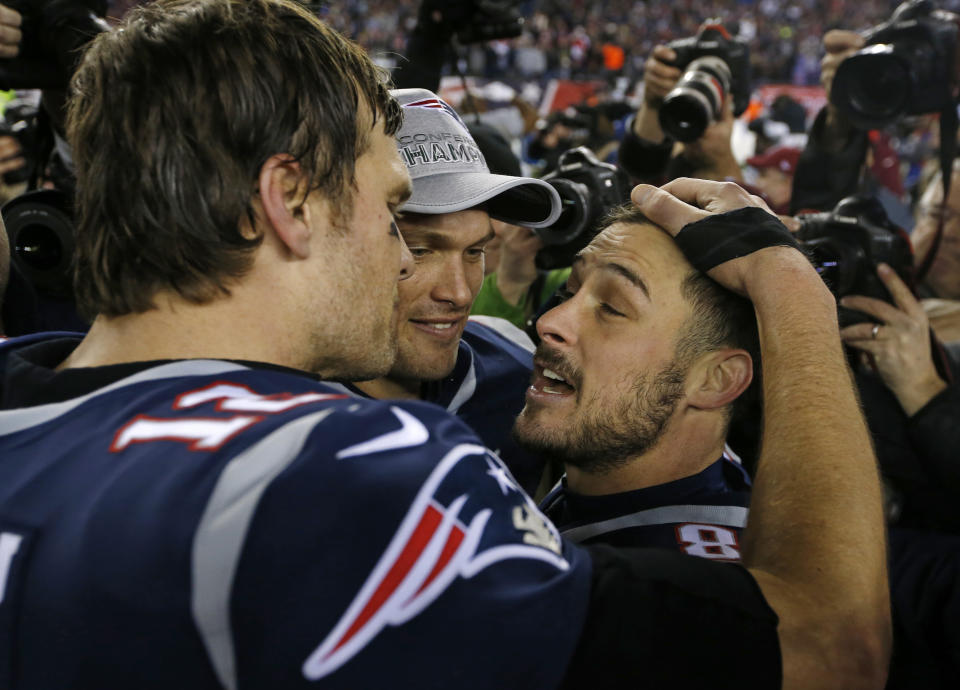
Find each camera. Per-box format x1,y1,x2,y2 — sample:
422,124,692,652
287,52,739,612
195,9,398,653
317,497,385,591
408,0,524,45
2,188,75,299
535,146,631,271
658,21,751,143
454,1,524,44
831,0,959,130
0,93,41,186
795,196,915,326
0,0,109,90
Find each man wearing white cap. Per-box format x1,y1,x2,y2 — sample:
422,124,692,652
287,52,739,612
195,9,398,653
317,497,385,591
324,88,562,494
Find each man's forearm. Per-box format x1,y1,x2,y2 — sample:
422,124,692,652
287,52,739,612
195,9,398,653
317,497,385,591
743,254,890,686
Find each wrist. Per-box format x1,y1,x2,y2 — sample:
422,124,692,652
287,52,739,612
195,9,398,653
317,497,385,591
633,106,665,143
743,249,830,304
895,374,948,418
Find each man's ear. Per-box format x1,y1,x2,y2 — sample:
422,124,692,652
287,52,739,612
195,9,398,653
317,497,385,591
257,154,312,259
685,348,753,411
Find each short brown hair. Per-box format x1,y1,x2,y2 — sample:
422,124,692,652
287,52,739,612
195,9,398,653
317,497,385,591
68,0,402,318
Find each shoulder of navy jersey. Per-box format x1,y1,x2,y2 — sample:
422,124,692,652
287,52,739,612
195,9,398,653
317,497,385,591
541,454,751,562
464,316,535,358
0,357,589,689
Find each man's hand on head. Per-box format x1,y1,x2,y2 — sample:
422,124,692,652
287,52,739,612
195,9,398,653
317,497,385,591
631,178,818,297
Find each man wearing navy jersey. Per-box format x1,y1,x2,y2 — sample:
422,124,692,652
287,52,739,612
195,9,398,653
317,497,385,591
327,87,561,494
0,1,890,688
514,203,760,560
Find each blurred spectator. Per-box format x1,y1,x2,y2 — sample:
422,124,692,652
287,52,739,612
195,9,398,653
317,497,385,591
790,29,909,224
746,145,801,214
345,0,913,88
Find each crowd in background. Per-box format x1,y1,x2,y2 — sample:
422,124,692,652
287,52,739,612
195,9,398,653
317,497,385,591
321,0,953,85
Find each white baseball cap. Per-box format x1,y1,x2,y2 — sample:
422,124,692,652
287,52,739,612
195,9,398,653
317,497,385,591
392,88,562,228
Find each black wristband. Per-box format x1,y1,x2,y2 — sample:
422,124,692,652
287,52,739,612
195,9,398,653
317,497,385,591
674,206,801,273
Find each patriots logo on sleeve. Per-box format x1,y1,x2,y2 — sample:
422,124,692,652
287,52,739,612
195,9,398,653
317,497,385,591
302,441,567,681
402,97,467,128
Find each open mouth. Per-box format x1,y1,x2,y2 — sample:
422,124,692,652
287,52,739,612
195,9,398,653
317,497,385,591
529,364,576,396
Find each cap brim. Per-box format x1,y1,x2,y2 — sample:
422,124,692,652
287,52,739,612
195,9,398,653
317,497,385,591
401,172,562,228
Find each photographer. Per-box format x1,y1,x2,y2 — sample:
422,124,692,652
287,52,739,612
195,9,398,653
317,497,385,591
618,41,744,186
0,2,111,335
789,30,907,215
786,0,960,533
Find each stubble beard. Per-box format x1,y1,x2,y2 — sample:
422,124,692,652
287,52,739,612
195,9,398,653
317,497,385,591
513,360,688,475
315,285,400,382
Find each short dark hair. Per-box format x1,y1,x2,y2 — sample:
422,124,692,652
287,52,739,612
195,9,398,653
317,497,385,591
68,0,402,318
598,204,761,425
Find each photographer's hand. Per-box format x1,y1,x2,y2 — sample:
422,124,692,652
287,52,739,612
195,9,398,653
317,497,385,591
821,29,865,138
840,263,947,416
0,4,20,58
0,135,24,176
633,45,680,143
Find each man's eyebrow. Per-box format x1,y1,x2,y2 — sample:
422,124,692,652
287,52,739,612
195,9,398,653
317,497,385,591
601,262,650,299
474,228,496,245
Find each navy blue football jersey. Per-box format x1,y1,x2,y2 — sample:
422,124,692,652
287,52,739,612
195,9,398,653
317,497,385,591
540,449,752,561
0,334,590,689
324,317,544,494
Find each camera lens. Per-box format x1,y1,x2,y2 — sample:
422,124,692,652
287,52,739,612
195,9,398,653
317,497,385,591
660,96,711,142
537,178,590,246
14,223,62,271
831,45,911,129
659,56,731,143
2,188,76,298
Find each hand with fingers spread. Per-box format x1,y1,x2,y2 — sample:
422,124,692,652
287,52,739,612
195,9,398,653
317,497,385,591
840,263,948,416
0,4,21,58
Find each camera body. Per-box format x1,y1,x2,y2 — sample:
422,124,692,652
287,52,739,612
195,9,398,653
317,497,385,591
831,0,959,130
658,22,751,143
535,146,631,271
0,94,41,185
455,1,524,44
2,188,75,299
795,196,915,326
